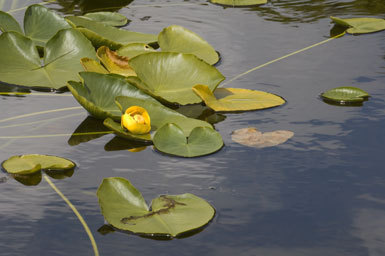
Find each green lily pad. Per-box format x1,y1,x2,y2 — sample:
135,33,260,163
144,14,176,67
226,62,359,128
321,87,370,104
128,52,225,105
117,43,156,59
2,154,75,175
330,16,385,34
81,57,109,74
115,96,212,136
210,0,267,6
158,25,219,65
0,5,71,47
82,12,128,27
153,123,223,157
65,16,157,50
67,72,155,120
193,84,285,112
97,177,215,237
0,29,96,90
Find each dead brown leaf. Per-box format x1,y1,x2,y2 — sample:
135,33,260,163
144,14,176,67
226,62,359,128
231,127,294,148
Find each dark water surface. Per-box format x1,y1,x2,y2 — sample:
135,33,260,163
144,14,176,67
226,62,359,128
1,0,385,255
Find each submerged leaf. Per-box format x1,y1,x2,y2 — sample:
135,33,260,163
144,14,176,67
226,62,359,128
158,25,219,65
231,127,294,148
193,84,285,112
153,123,223,157
321,86,370,104
82,12,128,26
210,0,267,6
2,154,75,175
97,177,215,237
0,29,95,89
330,16,385,34
128,52,225,105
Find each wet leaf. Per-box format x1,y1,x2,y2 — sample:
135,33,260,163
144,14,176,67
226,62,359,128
82,12,128,26
128,52,225,105
0,11,23,34
0,29,96,90
330,16,385,34
231,127,294,148
153,123,223,157
158,25,219,65
2,154,75,175
117,43,156,59
80,57,109,74
193,85,285,112
210,0,267,6
321,86,370,104
97,46,136,76
97,177,215,237
66,16,157,50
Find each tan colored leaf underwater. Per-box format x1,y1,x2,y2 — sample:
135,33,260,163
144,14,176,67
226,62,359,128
231,127,294,148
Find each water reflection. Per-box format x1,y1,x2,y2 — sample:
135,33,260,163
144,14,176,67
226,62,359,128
68,116,111,146
52,0,133,14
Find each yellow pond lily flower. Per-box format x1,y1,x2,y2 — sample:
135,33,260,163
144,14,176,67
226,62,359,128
121,106,151,134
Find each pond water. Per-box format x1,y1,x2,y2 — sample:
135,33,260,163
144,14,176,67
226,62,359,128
1,0,385,255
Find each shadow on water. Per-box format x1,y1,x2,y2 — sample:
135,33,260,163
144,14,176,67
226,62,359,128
52,0,133,14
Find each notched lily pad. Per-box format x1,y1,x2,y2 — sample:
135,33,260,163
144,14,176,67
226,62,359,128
97,177,215,237
231,127,294,148
330,16,385,34
210,0,267,7
193,84,285,112
158,25,219,65
2,154,75,175
321,86,370,105
153,123,223,157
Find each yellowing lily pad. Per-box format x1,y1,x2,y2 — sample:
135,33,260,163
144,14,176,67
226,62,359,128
231,127,294,148
158,25,219,65
193,84,285,112
330,16,385,34
153,123,223,157
97,46,136,76
2,154,75,175
97,177,215,237
321,86,370,104
128,52,225,105
210,0,267,6
80,58,109,74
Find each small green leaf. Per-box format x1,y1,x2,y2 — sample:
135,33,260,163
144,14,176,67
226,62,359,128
97,177,215,237
321,86,370,104
193,84,285,112
82,12,128,26
210,0,267,6
128,52,225,105
117,43,156,59
330,16,385,34
158,25,219,65
2,154,75,175
153,123,223,157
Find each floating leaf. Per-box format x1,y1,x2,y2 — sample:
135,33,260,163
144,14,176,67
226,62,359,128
330,16,385,34
0,29,96,90
210,0,267,6
67,72,155,120
158,25,219,65
128,52,225,105
97,177,215,237
321,86,370,104
82,12,128,26
153,123,223,157
0,5,71,47
2,154,75,175
97,46,136,76
193,84,285,112
117,43,156,59
231,127,294,148
115,96,212,136
66,16,157,50
81,57,109,74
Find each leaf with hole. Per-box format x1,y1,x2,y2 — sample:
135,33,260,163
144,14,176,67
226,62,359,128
153,123,223,157
210,0,267,6
67,72,155,120
0,29,96,89
321,86,370,104
330,16,385,34
97,177,215,237
193,84,285,112
231,127,294,148
66,16,157,50
158,25,219,65
128,52,225,105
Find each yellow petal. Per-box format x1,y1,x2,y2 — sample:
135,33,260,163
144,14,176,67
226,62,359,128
121,106,151,134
